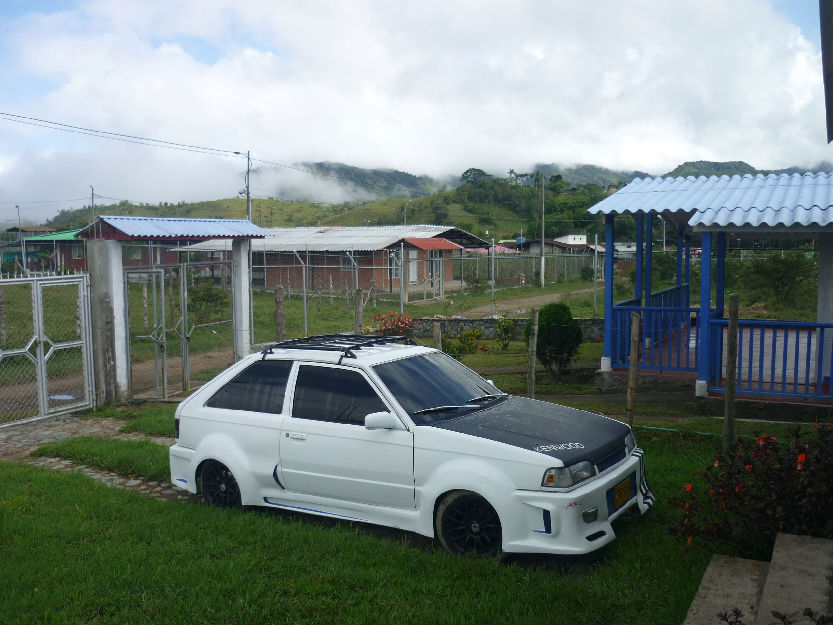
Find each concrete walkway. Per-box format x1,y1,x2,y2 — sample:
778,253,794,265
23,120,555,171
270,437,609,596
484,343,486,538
685,533,833,625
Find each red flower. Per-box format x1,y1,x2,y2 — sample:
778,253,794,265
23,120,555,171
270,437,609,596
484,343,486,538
683,483,693,492
714,460,720,468
797,453,807,463
745,465,753,473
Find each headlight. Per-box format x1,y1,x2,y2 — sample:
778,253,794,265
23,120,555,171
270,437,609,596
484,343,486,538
542,461,596,489
625,431,636,454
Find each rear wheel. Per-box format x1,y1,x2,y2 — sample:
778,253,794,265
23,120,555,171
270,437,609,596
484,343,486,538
201,460,242,509
435,491,502,556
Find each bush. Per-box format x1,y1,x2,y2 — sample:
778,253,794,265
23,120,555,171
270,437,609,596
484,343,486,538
371,311,414,337
495,316,516,351
189,281,230,323
524,303,582,378
580,264,595,281
441,328,486,357
668,425,833,559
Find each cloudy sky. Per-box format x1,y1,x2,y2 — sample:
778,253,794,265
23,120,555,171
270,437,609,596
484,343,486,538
0,0,829,223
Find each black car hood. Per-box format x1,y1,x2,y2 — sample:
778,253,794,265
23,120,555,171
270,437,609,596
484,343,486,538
428,396,628,465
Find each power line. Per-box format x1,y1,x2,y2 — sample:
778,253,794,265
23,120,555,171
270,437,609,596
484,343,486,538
0,112,241,158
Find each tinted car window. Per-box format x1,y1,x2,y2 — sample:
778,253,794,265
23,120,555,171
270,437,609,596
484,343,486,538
292,366,386,425
206,360,293,414
374,352,502,424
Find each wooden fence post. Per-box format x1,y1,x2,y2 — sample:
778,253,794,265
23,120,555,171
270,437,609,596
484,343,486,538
723,293,739,454
354,287,363,334
274,285,285,343
625,311,640,427
433,322,442,350
527,308,539,398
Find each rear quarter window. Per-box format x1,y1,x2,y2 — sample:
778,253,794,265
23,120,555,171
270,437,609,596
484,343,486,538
205,360,293,414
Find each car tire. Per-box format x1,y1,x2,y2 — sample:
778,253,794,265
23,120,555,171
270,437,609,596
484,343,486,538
435,491,502,557
201,460,242,509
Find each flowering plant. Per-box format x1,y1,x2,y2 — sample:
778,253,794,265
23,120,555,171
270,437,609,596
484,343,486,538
371,311,415,337
668,424,833,559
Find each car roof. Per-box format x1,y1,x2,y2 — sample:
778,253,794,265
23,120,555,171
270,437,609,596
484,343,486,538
256,334,433,368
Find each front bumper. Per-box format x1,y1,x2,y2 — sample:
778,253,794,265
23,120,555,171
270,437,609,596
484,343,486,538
503,448,654,555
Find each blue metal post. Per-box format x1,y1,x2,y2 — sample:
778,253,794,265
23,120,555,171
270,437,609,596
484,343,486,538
645,212,653,305
635,213,643,301
676,229,683,287
715,232,726,315
602,214,615,370
697,232,713,395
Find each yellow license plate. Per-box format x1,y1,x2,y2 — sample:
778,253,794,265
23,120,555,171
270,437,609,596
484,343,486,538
614,478,631,509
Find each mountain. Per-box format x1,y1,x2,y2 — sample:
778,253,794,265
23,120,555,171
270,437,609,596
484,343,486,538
532,163,651,186
662,160,833,178
301,162,450,198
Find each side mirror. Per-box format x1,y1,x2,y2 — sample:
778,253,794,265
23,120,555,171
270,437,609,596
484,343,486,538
365,411,403,430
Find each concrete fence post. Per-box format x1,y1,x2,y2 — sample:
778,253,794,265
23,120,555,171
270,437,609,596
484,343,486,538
274,285,285,343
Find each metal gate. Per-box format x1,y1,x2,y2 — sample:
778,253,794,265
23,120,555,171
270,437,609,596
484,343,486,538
125,259,234,400
0,275,94,426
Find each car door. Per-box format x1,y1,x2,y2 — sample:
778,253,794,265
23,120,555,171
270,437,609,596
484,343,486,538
279,363,415,509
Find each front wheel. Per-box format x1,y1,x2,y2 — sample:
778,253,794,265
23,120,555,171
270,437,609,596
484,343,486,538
201,460,242,509
435,491,502,557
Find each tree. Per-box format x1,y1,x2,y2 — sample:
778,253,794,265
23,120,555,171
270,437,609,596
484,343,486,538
525,303,582,379
460,168,492,185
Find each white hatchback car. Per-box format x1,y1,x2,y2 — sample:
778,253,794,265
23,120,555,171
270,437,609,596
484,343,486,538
170,334,653,556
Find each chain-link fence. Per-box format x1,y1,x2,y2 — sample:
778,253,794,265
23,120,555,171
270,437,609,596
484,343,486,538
0,275,93,425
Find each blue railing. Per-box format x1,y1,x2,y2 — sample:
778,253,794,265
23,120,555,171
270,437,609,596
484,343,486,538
611,304,699,372
648,283,690,309
707,319,833,400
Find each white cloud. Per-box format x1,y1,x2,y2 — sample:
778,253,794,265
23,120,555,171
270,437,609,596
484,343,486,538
0,0,828,222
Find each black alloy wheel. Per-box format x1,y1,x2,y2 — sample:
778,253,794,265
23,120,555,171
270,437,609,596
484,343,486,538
435,491,502,557
201,460,242,508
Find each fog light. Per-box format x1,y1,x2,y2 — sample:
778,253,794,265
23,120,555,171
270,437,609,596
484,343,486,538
582,508,598,523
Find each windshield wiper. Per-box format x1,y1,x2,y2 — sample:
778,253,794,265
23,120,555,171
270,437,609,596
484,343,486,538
413,404,477,415
467,393,507,403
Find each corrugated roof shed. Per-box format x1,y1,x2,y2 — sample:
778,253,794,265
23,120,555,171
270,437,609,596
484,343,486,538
78,216,267,240
588,172,832,233
184,225,485,252
400,238,462,251
19,229,82,242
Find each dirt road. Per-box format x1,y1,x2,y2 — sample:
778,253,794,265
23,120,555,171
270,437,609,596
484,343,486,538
461,286,595,318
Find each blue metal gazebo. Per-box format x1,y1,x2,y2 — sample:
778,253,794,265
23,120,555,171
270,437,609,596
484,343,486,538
588,172,833,401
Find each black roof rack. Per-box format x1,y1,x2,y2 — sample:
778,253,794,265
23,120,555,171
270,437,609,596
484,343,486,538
260,333,416,365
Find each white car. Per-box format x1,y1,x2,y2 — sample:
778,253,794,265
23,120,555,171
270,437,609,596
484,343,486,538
170,334,653,556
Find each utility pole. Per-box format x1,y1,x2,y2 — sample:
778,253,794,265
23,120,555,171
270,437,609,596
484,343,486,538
89,185,95,223
15,205,20,226
234,151,252,221
540,174,545,288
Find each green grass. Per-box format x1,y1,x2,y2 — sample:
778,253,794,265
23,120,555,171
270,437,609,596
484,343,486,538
3,427,717,624
30,436,170,482
74,403,177,437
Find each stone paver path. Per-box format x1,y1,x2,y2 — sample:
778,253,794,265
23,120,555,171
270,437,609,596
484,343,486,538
0,414,197,503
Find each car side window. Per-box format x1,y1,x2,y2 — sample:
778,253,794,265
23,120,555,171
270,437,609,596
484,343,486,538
205,360,293,414
292,365,386,425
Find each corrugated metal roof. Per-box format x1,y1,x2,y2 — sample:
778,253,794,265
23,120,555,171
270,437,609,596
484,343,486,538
185,225,477,252
588,172,832,232
79,216,268,239
20,229,82,242
402,237,462,251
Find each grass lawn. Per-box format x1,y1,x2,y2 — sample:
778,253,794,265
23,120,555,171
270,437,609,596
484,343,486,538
4,425,718,624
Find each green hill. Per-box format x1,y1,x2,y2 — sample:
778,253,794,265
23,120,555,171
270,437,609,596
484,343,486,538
42,159,830,240
662,160,833,178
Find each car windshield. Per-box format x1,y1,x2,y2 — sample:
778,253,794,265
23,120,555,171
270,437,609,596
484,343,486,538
373,351,505,424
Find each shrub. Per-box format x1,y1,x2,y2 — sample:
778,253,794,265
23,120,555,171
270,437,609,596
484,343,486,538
495,316,516,351
580,264,595,281
189,281,230,323
668,425,833,559
441,328,486,357
371,311,414,337
524,303,582,379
